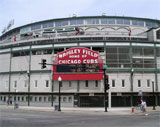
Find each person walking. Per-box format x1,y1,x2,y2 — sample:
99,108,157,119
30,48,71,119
141,99,148,115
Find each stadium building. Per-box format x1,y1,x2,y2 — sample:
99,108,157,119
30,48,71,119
0,15,160,108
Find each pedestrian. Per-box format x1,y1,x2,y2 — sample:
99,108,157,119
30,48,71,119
7,98,9,105
9,97,12,105
141,99,148,115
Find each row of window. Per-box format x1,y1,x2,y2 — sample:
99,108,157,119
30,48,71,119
111,79,152,88
8,80,50,89
20,18,158,32
106,47,160,68
4,79,152,90
0,96,72,103
5,80,100,89
12,49,52,57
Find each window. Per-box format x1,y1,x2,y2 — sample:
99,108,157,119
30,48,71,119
24,80,27,88
101,19,108,24
34,80,38,88
42,22,53,28
18,96,20,101
117,19,123,24
31,24,41,30
132,20,144,26
46,80,49,88
124,19,130,25
85,80,89,87
55,21,68,26
63,97,67,102
138,80,141,88
39,97,42,102
53,97,56,102
117,19,130,25
122,80,125,88
69,81,72,87
86,19,99,24
26,97,28,101
12,51,30,57
5,81,8,88
30,97,32,101
70,19,83,25
21,97,24,101
14,81,17,88
101,18,115,24
20,27,31,34
68,97,72,102
147,80,150,88
112,80,115,87
95,80,99,88
146,22,158,28
32,49,52,55
35,97,37,102
14,96,16,101
48,97,51,102
54,48,64,54
108,19,115,24
92,47,104,52
44,97,46,102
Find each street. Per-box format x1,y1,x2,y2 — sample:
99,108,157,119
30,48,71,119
0,108,160,127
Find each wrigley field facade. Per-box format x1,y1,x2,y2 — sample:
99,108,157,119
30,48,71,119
0,16,160,107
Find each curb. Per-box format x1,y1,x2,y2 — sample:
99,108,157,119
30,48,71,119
132,110,160,115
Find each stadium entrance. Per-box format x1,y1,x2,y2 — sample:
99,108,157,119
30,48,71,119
53,47,106,108
80,96,104,107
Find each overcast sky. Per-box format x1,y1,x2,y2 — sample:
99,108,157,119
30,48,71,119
0,0,159,35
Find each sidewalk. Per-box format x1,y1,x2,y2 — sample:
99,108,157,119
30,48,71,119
1,105,160,115
133,106,160,114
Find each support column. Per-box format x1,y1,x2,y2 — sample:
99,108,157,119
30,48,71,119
130,42,133,106
51,45,54,107
154,44,158,92
27,44,31,106
108,89,111,108
8,48,12,98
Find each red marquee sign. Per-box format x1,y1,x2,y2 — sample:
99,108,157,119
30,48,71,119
57,47,100,64
53,47,103,80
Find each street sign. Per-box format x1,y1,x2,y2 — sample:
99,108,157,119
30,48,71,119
138,90,143,96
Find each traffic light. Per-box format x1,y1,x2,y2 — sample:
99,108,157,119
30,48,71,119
105,75,110,90
41,59,47,69
105,83,110,90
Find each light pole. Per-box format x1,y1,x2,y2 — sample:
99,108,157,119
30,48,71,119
58,76,62,111
131,68,134,106
152,80,156,110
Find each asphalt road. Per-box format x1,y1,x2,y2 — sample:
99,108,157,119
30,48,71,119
0,108,160,127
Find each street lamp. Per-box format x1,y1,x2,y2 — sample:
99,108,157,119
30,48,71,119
152,80,156,110
58,76,62,111
131,68,134,106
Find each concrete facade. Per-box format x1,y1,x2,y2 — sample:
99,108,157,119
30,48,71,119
0,16,160,107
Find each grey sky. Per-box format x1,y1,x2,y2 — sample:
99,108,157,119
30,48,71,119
0,0,159,34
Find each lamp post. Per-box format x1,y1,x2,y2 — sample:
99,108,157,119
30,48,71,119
152,80,156,110
131,68,134,106
58,76,62,111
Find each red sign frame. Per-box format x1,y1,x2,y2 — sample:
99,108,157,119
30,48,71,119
53,47,103,80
